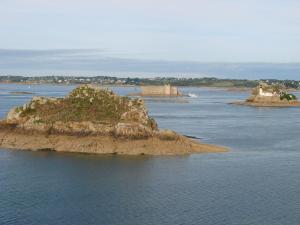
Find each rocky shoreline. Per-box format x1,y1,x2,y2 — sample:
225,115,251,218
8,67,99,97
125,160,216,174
231,101,300,107
0,127,227,155
0,85,227,155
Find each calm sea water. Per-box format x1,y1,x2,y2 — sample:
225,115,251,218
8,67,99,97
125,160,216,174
0,84,300,225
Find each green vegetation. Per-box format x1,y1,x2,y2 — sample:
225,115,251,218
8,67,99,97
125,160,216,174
134,77,259,87
21,107,36,116
1,76,299,89
280,93,297,101
20,86,142,124
15,106,23,113
33,119,45,124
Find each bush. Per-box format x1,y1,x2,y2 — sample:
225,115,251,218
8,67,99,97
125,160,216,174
280,93,297,101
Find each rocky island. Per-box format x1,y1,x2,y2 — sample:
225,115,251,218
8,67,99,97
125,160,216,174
232,82,300,107
0,85,227,155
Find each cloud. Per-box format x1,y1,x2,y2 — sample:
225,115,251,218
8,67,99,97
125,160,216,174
0,1,299,63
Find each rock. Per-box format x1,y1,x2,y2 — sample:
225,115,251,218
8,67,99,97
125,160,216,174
32,96,57,104
6,108,21,121
3,85,158,137
158,129,178,140
121,109,148,125
22,103,28,110
0,85,228,155
113,123,154,138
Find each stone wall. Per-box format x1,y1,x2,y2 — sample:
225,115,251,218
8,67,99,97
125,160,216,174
141,85,180,96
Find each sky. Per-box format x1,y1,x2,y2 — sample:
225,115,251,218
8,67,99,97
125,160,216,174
1,0,300,78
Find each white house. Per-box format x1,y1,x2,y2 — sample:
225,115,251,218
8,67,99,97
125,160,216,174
258,84,277,97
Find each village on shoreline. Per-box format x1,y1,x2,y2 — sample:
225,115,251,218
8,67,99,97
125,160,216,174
0,75,300,90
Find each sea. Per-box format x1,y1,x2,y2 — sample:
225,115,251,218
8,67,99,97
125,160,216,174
0,84,300,225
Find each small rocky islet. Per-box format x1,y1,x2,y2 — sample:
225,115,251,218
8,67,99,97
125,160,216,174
0,85,227,155
232,82,300,107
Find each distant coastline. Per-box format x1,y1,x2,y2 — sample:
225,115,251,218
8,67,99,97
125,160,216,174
0,75,299,90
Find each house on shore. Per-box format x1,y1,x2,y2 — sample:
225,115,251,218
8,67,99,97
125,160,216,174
257,82,281,97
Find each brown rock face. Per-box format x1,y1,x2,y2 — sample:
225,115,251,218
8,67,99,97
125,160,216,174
0,85,227,155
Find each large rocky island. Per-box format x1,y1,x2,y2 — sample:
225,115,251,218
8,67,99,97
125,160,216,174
0,85,227,155
232,82,300,107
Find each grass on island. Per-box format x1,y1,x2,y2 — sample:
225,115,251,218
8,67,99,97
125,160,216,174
19,86,144,124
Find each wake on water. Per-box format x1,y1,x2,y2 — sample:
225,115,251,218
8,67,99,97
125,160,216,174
187,93,198,98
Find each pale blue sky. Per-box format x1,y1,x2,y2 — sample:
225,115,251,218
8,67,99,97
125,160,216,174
0,0,300,78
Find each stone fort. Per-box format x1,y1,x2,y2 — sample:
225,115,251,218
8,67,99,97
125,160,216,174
141,84,181,96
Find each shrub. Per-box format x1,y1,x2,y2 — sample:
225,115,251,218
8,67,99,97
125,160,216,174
280,93,297,101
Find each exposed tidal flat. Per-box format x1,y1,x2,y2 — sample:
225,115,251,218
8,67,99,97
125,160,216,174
1,84,300,225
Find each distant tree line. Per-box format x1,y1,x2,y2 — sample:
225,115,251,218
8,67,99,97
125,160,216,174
0,75,299,89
